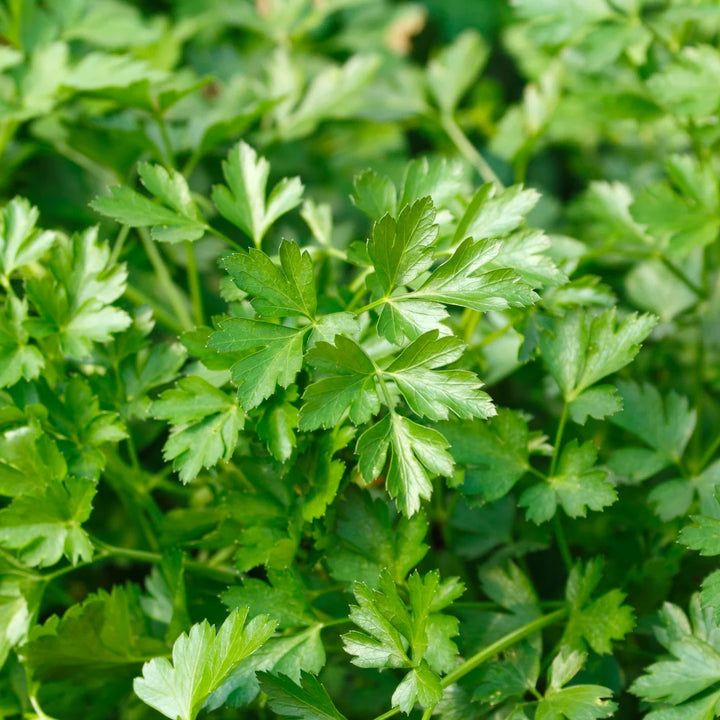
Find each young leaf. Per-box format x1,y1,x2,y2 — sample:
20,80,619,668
299,335,379,431
24,227,132,358
91,163,206,243
537,650,617,720
384,331,494,421
647,45,720,119
367,197,438,295
212,141,303,247
611,381,696,465
427,30,489,115
561,559,635,656
351,170,397,220
357,413,455,516
221,240,316,319
0,197,55,279
152,376,244,482
209,318,306,410
343,570,462,712
0,296,44,388
133,608,277,720
222,569,318,631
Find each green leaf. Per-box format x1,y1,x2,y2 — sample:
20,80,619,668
301,199,333,247
561,559,635,655
427,29,489,114
322,487,429,587
491,229,567,288
133,608,277,720
0,423,65,497
259,672,348,720
25,227,132,358
277,54,381,141
299,335,378,430
441,409,535,501
539,308,656,401
679,515,720,556
222,569,318,630
257,396,299,462
0,197,55,278
391,661,443,714
519,441,616,523
0,296,44,388
538,651,617,720
631,156,720,258
0,574,42,668
473,643,540,707
384,331,494,421
151,376,244,482
141,552,190,644
611,380,696,464
568,386,622,425
91,163,206,244
648,460,720,521
563,589,635,655
630,595,720,709
221,240,316,319
343,570,462,712
647,45,720,119
0,476,95,568
64,51,165,91
410,237,536,312
22,584,167,681
212,141,303,246
453,184,540,242
209,318,306,410
367,197,438,295
511,0,613,46
357,413,455,516
352,170,397,220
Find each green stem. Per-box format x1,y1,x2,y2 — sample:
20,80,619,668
30,693,60,720
321,617,351,629
137,228,193,331
368,610,566,720
372,709,402,720
185,240,204,326
441,113,504,189
657,254,706,298
181,146,203,178
354,297,387,315
527,465,547,481
88,539,240,583
124,284,186,335
477,320,514,348
110,224,131,264
553,515,572,572
441,609,566,688
155,113,176,169
206,224,244,251
700,433,720,470
421,707,434,720
549,402,568,478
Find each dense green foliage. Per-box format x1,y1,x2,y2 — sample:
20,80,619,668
1,0,720,718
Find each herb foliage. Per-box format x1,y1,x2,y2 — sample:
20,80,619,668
1,1,720,719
